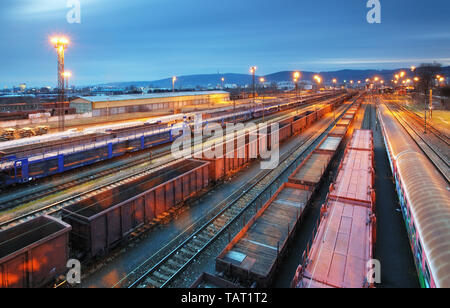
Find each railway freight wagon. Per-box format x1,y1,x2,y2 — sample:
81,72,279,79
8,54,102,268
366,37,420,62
292,129,376,289
0,216,71,288
0,127,175,187
378,104,450,288
216,183,312,287
62,159,210,258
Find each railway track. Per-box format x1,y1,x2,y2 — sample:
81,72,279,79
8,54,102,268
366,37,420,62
392,98,450,145
0,97,344,230
126,98,360,288
382,97,450,182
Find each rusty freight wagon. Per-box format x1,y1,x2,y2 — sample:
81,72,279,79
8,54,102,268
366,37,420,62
62,159,210,258
0,215,71,288
216,182,312,287
292,114,308,134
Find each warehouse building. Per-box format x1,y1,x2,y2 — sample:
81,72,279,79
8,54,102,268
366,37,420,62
70,91,230,116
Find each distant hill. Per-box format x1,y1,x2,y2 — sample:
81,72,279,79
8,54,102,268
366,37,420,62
98,66,450,88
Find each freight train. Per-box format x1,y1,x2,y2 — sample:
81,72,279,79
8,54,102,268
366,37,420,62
378,103,450,288
0,92,350,187
0,95,355,288
291,129,376,288
196,102,362,288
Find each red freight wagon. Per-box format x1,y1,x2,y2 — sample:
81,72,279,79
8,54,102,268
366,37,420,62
62,159,210,257
0,215,71,288
292,114,307,134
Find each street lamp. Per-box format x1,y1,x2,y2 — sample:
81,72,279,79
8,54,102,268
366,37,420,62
293,71,301,100
51,36,69,132
250,66,257,110
259,77,266,121
221,77,225,89
172,76,177,92
62,71,72,94
313,75,322,91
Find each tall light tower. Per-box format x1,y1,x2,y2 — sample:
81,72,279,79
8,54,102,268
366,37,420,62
52,36,69,132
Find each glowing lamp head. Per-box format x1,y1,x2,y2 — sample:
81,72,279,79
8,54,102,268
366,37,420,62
51,36,69,48
293,71,301,79
260,77,265,83
250,66,257,74
332,78,337,84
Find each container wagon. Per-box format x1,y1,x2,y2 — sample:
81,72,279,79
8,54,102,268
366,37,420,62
292,129,376,288
0,215,71,288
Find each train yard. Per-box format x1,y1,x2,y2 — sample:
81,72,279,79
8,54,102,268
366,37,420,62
0,91,449,289
0,92,348,229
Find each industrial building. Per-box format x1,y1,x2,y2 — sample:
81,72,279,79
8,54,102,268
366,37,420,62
69,91,230,116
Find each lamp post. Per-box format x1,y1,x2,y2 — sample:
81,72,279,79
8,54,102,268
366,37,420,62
250,66,257,111
260,77,266,121
293,71,301,102
221,77,225,89
62,71,72,94
51,36,69,132
172,76,177,93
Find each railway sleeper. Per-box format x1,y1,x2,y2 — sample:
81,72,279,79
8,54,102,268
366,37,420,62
159,265,176,276
152,270,171,282
144,277,163,288
179,247,196,258
195,233,211,242
167,258,184,269
173,253,188,264
192,238,206,248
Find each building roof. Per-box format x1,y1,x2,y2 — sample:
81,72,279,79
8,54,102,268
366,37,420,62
73,91,229,103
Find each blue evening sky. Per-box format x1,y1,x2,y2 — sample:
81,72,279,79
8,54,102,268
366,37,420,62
1,0,449,86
